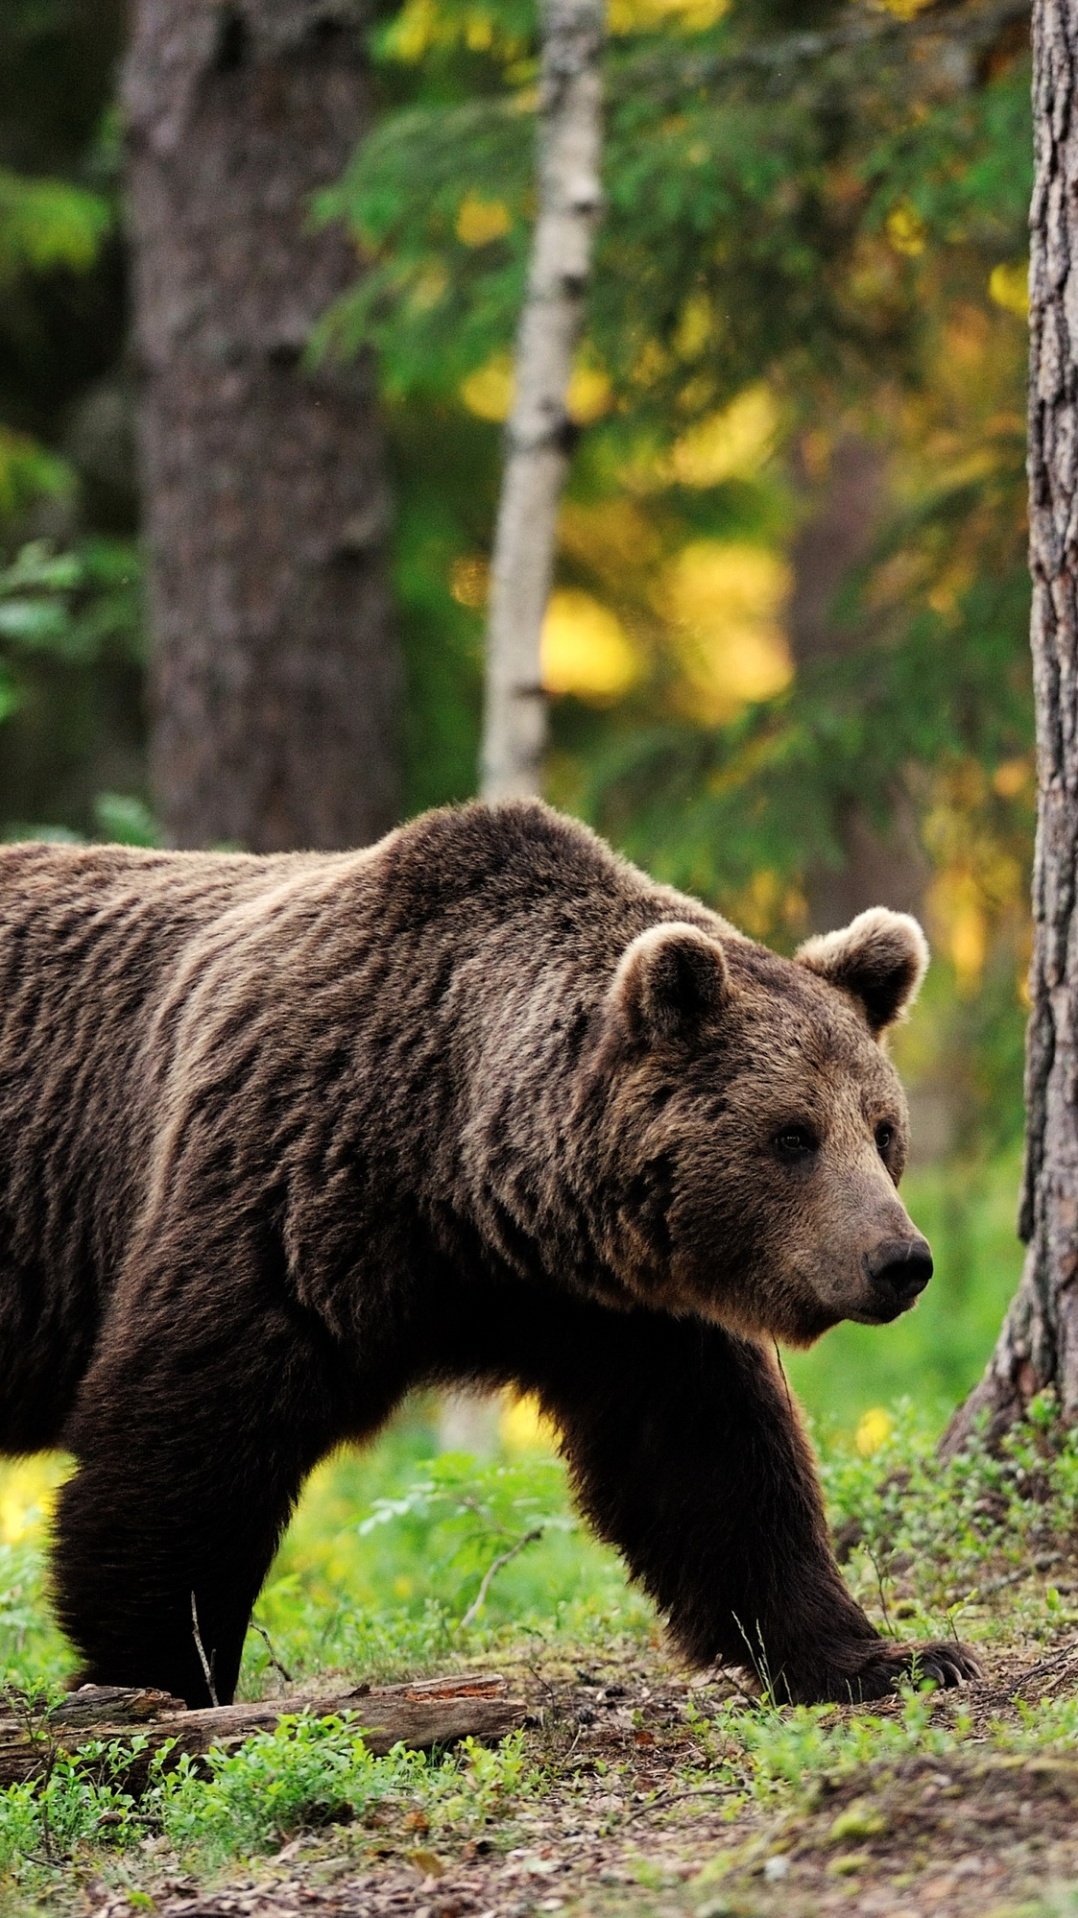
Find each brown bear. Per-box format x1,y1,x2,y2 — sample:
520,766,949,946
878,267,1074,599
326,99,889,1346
0,799,976,1708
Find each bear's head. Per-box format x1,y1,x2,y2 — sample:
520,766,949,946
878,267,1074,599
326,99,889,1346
581,908,932,1345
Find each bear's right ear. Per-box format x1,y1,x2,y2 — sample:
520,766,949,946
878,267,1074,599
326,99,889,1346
608,923,730,1045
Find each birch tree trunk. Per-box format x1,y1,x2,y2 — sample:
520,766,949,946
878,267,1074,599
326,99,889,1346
943,0,1078,1453
479,0,604,802
125,0,401,853
441,0,604,1456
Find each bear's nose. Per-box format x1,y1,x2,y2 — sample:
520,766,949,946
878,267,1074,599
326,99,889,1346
866,1237,934,1306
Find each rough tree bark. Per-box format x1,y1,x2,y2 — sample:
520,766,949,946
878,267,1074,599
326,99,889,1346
943,0,1078,1453
125,0,401,852
479,0,604,802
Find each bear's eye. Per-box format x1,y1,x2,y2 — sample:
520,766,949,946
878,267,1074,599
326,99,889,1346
875,1122,895,1156
774,1125,817,1160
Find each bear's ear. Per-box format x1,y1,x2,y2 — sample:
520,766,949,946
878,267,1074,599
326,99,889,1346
795,907,929,1034
609,923,730,1045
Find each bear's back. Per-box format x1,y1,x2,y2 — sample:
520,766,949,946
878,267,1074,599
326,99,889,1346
0,844,348,1306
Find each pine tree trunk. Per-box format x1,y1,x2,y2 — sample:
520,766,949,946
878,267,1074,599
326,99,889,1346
124,0,401,852
943,0,1078,1454
480,0,604,802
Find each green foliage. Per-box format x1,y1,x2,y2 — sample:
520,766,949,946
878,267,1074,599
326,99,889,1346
156,1720,538,1867
0,538,141,667
0,537,145,841
325,8,1026,414
359,1450,575,1603
861,57,1033,251
0,1718,541,1897
798,1391,1078,1691
0,428,68,522
249,1425,649,1692
0,1535,68,1696
92,791,160,848
0,1744,147,1883
0,168,109,282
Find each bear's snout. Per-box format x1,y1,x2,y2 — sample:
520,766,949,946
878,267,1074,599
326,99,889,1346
864,1236,933,1317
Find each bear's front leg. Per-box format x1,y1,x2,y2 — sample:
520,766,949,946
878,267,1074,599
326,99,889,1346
54,1281,345,1707
535,1309,978,1704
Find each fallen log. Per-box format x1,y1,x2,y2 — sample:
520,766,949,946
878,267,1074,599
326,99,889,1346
0,1672,528,1790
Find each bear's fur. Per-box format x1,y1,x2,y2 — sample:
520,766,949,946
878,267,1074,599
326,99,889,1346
0,800,976,1706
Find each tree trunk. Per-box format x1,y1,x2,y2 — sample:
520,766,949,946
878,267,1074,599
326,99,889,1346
479,0,604,802
786,436,930,936
125,0,401,853
943,0,1078,1455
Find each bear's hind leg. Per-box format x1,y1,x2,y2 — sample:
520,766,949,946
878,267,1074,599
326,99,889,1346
53,1296,346,1707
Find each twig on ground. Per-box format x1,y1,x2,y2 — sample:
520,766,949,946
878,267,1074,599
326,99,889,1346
624,1782,743,1824
460,1529,544,1630
864,1545,897,1640
250,1620,294,1689
191,1593,220,1708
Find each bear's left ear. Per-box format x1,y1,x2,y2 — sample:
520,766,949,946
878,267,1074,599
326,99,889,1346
609,922,730,1045
795,908,929,1035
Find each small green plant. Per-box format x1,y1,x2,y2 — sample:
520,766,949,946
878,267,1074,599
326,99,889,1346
155,1719,541,1870
0,1741,147,1881
359,1450,576,1625
155,1716,436,1863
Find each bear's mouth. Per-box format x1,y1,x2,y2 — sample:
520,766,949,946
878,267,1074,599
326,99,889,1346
847,1287,922,1327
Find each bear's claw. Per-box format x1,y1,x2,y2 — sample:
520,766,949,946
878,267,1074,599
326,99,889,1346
836,1638,981,1702
782,1638,981,1704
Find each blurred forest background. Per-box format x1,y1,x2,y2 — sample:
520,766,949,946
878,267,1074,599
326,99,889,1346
0,0,1035,1434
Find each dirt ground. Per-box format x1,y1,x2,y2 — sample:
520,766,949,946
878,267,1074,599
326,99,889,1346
85,1641,1078,1918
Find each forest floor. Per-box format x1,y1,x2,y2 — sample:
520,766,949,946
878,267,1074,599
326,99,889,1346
8,1395,1078,1918
80,1628,1078,1918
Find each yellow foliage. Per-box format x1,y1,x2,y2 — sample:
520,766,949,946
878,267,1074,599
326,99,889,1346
610,0,729,27
993,756,1031,799
499,1392,560,1455
726,868,807,942
674,293,716,361
0,1456,69,1544
855,1408,894,1458
541,590,640,701
668,386,778,487
885,202,927,257
409,263,449,314
928,863,990,994
661,542,793,720
631,338,671,390
455,196,512,248
560,499,662,578
450,554,490,609
949,901,988,990
989,260,1030,318
459,356,611,425
386,0,440,60
384,0,517,62
568,363,613,424
460,353,514,421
